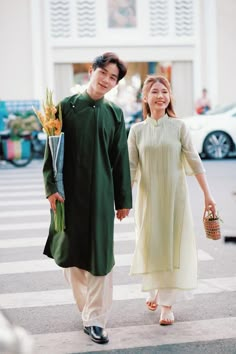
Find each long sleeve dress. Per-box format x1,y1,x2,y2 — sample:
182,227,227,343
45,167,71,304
43,92,132,276
128,114,205,292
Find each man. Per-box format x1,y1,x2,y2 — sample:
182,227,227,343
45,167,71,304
42,52,132,344
195,88,211,114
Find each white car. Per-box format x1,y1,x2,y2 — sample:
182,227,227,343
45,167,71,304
182,103,236,159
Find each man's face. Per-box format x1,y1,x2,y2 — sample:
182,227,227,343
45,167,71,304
89,63,119,97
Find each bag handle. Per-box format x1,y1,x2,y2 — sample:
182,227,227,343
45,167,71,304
203,209,218,221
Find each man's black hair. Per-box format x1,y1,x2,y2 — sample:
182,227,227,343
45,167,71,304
92,52,127,82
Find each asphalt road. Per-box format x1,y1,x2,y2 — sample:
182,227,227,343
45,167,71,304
0,157,236,354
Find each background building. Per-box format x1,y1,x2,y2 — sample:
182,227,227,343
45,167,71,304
0,0,235,117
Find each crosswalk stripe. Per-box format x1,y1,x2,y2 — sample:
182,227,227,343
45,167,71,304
0,191,44,198
1,163,234,353
0,222,49,231
0,256,133,274
0,199,47,206
0,250,213,275
0,210,132,219
0,233,136,248
0,184,44,191
197,249,213,260
0,217,135,230
0,232,135,248
0,210,49,218
0,173,41,178
0,179,43,186
0,256,125,274
0,277,235,309
32,317,236,354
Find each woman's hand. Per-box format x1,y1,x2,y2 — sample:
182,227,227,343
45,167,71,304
116,208,130,221
48,192,64,212
204,195,217,217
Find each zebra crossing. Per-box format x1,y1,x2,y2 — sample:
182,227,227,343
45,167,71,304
0,160,236,353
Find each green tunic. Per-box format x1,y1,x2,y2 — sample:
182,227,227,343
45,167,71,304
43,92,132,276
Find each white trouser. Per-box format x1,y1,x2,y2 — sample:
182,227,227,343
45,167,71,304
64,267,113,328
147,289,177,306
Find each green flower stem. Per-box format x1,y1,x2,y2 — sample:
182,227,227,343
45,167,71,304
54,201,65,232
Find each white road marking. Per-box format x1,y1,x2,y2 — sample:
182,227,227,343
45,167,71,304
0,222,49,231
0,217,134,230
0,233,135,248
0,173,42,178
0,210,49,218
0,184,44,190
1,164,235,352
0,248,214,274
33,317,236,354
0,199,47,206
0,191,44,198
197,249,214,260
0,277,236,309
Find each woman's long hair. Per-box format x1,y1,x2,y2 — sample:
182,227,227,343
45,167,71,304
142,75,176,119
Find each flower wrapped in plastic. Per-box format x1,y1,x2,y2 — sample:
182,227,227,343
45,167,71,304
33,89,65,232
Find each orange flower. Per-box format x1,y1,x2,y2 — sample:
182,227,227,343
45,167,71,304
33,89,62,136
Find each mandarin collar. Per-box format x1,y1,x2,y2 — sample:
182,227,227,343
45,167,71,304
146,114,168,126
80,90,104,107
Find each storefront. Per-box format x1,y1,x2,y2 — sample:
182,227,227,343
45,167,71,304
2,0,235,116
29,0,198,117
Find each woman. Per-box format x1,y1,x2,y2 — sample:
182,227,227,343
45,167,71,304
128,75,216,325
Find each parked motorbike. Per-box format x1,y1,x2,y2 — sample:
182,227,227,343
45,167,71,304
0,130,34,167
31,130,46,158
0,130,47,167
0,111,47,167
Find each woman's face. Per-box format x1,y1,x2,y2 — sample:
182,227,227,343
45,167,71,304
145,81,170,114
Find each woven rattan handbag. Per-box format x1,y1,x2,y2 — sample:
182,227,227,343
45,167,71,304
203,210,221,240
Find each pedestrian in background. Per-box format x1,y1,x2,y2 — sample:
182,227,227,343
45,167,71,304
43,52,132,344
195,88,211,114
128,75,216,325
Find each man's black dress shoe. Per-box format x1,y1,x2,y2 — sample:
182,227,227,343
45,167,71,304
84,326,109,344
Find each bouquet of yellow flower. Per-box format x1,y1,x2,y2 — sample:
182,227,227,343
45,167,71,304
33,89,65,232
34,88,62,136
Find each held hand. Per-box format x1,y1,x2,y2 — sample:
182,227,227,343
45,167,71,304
204,196,217,218
48,192,64,212
116,208,130,221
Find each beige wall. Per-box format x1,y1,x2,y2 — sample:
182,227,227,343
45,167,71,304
199,0,236,107
199,0,208,89
172,61,193,117
0,0,33,100
54,64,74,103
216,0,236,105
0,0,235,109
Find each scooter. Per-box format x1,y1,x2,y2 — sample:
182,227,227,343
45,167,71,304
31,130,47,158
0,129,34,167
0,129,47,167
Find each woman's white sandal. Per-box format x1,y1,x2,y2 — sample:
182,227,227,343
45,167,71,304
159,307,174,325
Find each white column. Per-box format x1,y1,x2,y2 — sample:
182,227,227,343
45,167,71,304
172,61,193,117
54,64,74,102
30,0,44,99
192,0,202,104
202,0,218,106
43,0,54,92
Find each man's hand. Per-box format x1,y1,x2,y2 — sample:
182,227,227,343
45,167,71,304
48,192,64,212
116,208,130,221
